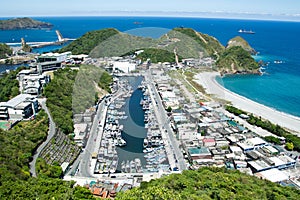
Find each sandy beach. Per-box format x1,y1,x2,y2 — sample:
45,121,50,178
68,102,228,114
194,72,300,134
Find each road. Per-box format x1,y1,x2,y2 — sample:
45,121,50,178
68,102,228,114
68,84,124,178
72,99,107,178
29,98,56,177
145,69,187,171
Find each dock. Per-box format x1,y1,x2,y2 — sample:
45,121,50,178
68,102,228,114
6,30,76,49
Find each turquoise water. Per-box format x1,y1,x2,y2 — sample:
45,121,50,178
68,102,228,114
0,16,299,117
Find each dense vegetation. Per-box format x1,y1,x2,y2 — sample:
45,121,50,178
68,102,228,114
63,27,258,73
0,67,24,101
264,136,282,145
117,167,300,199
36,158,63,179
59,28,120,54
0,89,94,199
0,43,12,59
44,66,113,133
172,27,225,58
90,32,156,58
226,36,256,54
0,111,49,182
0,17,52,30
226,105,300,151
72,65,112,114
216,46,259,74
44,67,78,134
136,48,179,63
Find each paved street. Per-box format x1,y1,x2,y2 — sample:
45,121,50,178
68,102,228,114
145,69,187,171
68,84,125,178
29,98,56,177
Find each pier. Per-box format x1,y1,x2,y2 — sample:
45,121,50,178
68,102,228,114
6,30,75,48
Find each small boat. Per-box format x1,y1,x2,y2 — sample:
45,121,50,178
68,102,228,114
117,138,127,147
238,29,255,34
274,60,283,64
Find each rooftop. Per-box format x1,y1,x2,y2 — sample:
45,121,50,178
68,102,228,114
255,168,289,183
2,94,34,108
188,147,210,155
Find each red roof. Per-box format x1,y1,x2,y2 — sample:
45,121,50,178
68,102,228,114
92,187,102,196
203,138,215,143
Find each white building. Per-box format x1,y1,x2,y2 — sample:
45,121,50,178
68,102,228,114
74,123,88,147
160,91,179,109
31,52,71,73
237,137,267,152
18,73,50,96
0,94,38,120
112,61,136,73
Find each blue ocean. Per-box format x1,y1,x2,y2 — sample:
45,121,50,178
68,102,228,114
0,16,299,117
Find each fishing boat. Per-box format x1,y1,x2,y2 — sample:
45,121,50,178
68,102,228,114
238,29,255,34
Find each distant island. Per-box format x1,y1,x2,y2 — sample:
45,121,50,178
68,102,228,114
59,27,259,74
0,17,53,30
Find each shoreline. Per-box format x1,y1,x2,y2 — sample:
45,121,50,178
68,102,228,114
194,72,300,134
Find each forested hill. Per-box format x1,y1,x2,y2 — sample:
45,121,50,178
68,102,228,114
116,167,300,199
61,27,258,73
58,28,120,55
0,17,53,30
0,43,12,59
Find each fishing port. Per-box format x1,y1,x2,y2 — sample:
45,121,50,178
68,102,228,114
92,76,171,175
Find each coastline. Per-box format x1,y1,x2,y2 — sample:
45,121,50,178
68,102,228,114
194,72,300,134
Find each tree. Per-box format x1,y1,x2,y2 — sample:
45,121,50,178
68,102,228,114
285,142,294,151
166,106,172,113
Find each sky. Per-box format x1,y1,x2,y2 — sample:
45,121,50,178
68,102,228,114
1,0,300,20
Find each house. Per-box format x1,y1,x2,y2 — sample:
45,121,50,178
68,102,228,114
237,137,267,152
187,146,212,162
202,138,216,147
248,155,296,172
74,123,88,147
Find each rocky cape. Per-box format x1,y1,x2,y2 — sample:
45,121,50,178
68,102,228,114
59,27,259,74
226,36,257,55
0,17,53,30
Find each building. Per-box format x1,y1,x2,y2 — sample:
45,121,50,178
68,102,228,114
248,155,296,172
202,138,216,147
237,137,267,152
74,123,88,147
0,94,38,120
112,61,136,73
255,168,289,183
19,74,50,95
31,52,71,73
177,123,198,141
159,91,179,109
187,146,212,162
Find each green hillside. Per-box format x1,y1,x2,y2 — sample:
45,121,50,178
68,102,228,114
136,48,179,63
89,32,156,58
59,28,120,55
0,43,12,59
61,27,259,73
216,46,259,74
117,167,300,200
0,110,94,199
172,28,225,59
226,36,257,54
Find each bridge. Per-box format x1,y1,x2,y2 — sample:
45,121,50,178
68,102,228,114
6,30,76,48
